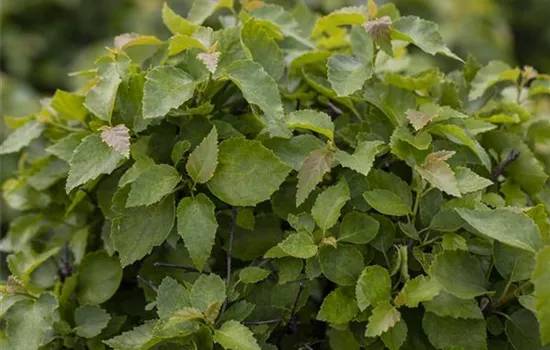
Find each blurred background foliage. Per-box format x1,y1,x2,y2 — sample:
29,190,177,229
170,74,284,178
1,0,550,249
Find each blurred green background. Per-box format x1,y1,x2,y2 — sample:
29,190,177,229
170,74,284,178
1,0,550,233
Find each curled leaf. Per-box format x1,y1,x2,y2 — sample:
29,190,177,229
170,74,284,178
363,16,392,41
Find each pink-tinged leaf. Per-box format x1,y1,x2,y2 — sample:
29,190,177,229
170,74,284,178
297,148,334,206
363,16,392,41
406,109,436,131
197,51,221,74
100,124,131,158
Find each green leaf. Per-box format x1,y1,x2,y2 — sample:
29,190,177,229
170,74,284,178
51,89,87,121
185,126,218,184
126,164,181,207
241,18,284,80
455,167,493,194
456,208,542,253
469,61,520,100
385,68,443,92
297,147,334,206
415,151,461,197
207,138,291,206
532,246,550,345
118,157,155,187
112,194,175,266
263,135,325,171
327,27,374,96
84,64,121,122
317,287,359,324
0,121,45,155
46,132,87,162
356,265,391,311
214,320,261,350
394,275,440,308
5,294,58,350
162,2,199,35
311,7,366,38
391,16,462,62
74,306,111,338
171,140,191,165
104,320,160,350
363,189,411,216
381,319,408,350
156,277,191,319
66,134,125,193
311,180,350,233
335,140,384,177
365,301,401,337
285,109,334,140
423,312,487,350
328,328,361,350
423,291,483,319
266,231,318,259
493,242,535,282
142,66,195,119
319,245,364,286
187,0,233,25
429,250,487,299
77,251,122,305
177,194,218,271
338,211,379,244
239,267,270,284
190,274,226,313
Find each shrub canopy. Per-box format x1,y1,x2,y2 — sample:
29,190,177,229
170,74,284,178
1,1,550,349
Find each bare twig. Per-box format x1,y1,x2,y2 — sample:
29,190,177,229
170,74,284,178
137,275,158,293
244,319,283,326
153,262,197,272
219,206,238,319
288,282,305,333
491,150,521,182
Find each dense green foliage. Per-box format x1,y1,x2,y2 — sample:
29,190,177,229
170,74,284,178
1,1,550,349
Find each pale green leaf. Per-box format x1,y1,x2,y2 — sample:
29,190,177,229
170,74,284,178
188,0,233,25
311,180,350,232
297,148,334,206
51,89,87,121
84,64,121,122
456,208,541,253
207,138,291,206
142,66,195,119
162,2,199,35
156,277,191,319
168,34,206,55
77,251,122,305
263,135,325,171
266,231,318,259
415,151,461,197
113,33,163,50
386,68,443,92
214,320,261,350
394,275,440,308
363,83,417,127
356,265,391,310
365,301,401,337
423,312,487,350
391,16,462,62
0,121,44,155
335,140,384,177
363,189,411,216
104,320,160,350
469,61,520,100
46,132,87,162
190,274,226,313
319,245,364,286
311,7,367,38
429,250,487,299
239,267,270,284
66,134,125,192
171,140,191,165
423,291,483,319
285,109,334,140
186,126,218,184
126,164,181,207
317,287,359,324
118,157,155,187
74,306,110,338
177,194,218,271
338,211,379,244
455,167,493,194
532,246,550,345
241,18,284,80
112,195,175,266
381,319,408,350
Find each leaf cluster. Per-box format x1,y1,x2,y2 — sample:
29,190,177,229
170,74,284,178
1,1,550,349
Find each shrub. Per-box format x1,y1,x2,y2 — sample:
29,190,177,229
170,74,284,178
1,1,550,349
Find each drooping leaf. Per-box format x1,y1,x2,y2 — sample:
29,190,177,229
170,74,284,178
162,2,198,35
0,121,45,155
208,138,291,206
311,180,350,233
356,265,391,310
456,208,541,252
142,66,195,119
66,134,125,192
112,194,175,266
77,251,122,305
429,250,487,299
126,164,181,208
285,109,334,140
